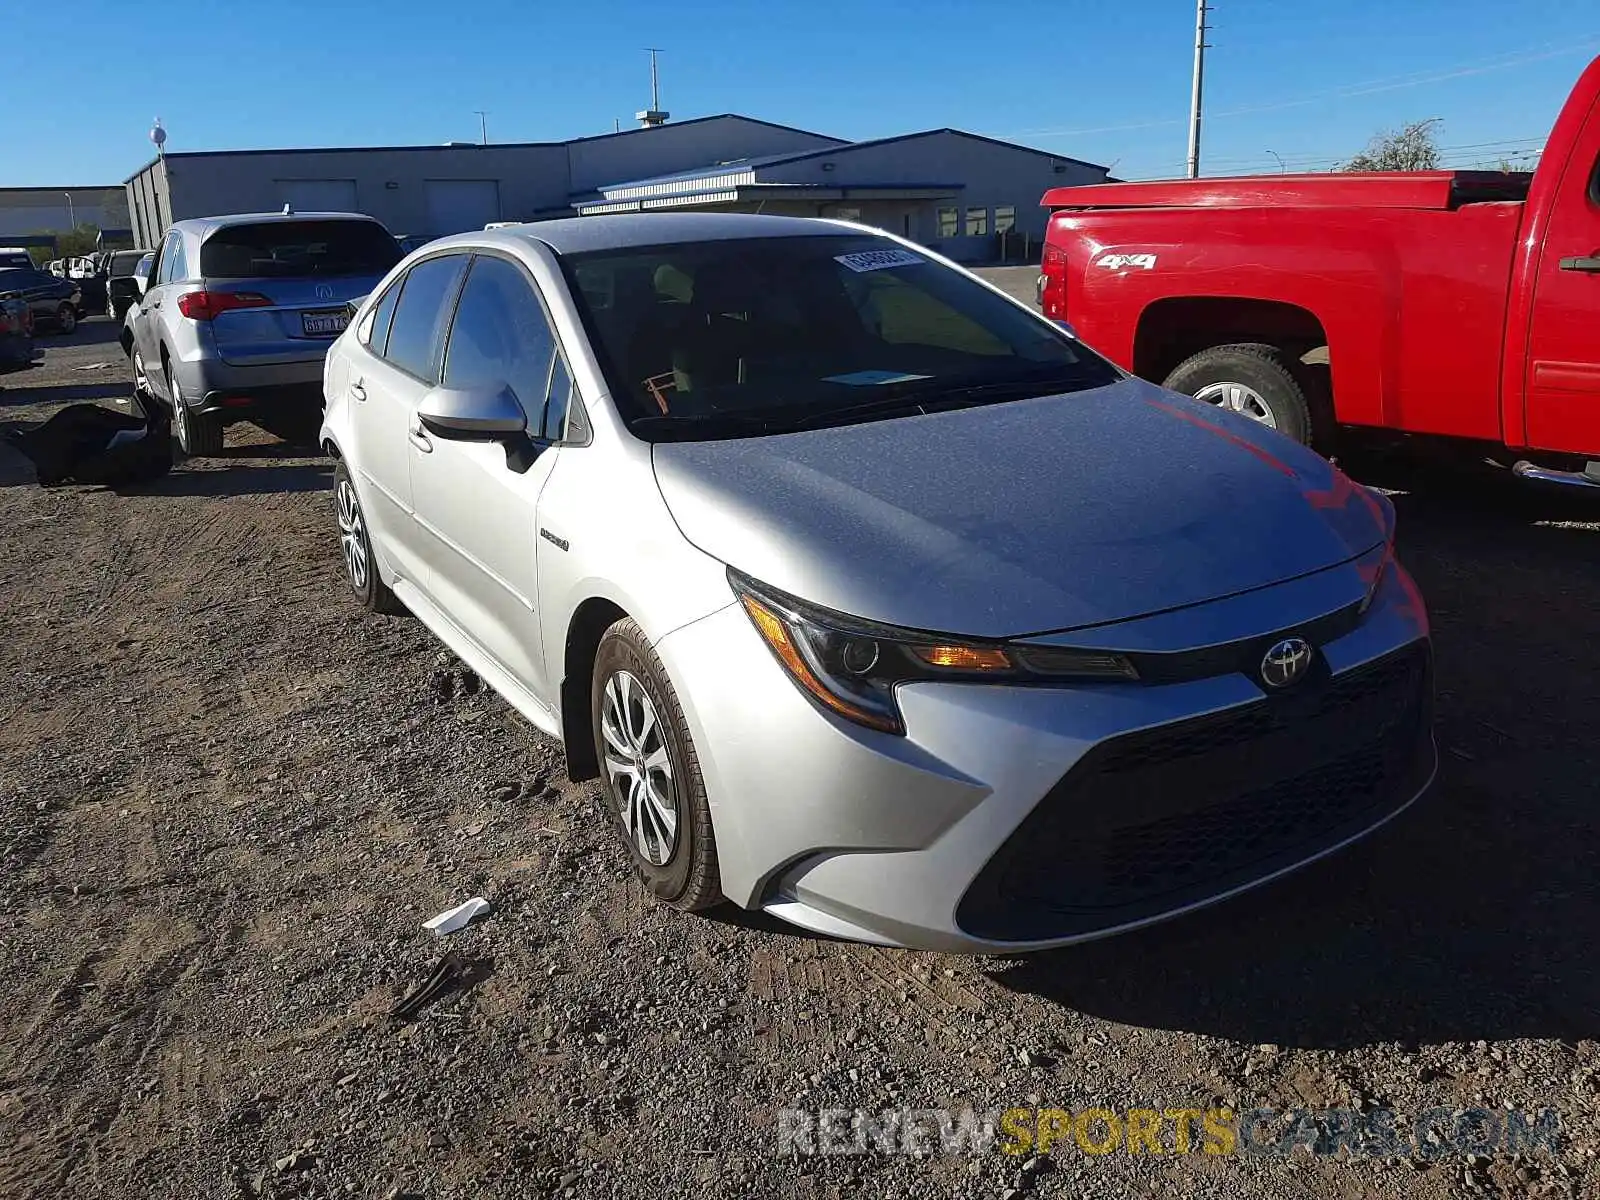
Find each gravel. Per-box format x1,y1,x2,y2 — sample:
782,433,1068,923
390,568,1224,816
1,318,1598,1198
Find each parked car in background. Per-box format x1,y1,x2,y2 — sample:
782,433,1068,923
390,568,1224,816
0,247,34,270
123,210,402,454
67,256,108,314
102,249,148,320
0,296,35,370
321,213,1434,953
1037,52,1600,488
0,268,83,332
395,234,436,254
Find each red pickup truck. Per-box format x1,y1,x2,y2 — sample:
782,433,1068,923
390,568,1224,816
1038,54,1600,486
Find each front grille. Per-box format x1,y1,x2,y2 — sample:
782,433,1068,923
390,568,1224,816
955,641,1433,942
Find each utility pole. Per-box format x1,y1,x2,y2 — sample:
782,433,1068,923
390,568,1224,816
1186,0,1211,178
637,48,670,127
1266,149,1285,173
475,111,489,145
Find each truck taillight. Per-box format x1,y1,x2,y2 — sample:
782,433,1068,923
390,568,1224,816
176,290,272,321
1039,242,1071,319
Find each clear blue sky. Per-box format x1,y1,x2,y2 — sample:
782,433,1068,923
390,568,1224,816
6,0,1595,186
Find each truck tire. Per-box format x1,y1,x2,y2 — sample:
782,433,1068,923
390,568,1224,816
1162,344,1314,445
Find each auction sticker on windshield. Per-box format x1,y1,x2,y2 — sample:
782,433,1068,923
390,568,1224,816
835,249,925,273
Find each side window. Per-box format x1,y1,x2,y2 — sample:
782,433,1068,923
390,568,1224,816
167,237,189,284
441,255,556,419
358,281,401,355
385,254,469,381
154,231,180,285
543,353,573,441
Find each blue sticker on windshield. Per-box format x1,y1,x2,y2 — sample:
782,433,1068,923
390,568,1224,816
823,370,933,386
834,249,925,273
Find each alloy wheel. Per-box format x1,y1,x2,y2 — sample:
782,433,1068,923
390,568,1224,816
336,478,369,593
1192,380,1278,429
600,670,678,866
169,373,191,451
57,305,76,333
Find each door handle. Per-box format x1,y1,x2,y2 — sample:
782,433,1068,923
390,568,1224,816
1558,256,1600,273
408,422,433,453
349,380,366,402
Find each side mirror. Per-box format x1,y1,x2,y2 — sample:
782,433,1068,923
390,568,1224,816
417,383,527,441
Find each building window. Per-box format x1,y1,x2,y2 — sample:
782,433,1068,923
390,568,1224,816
966,206,988,237
994,205,1017,234
937,207,959,238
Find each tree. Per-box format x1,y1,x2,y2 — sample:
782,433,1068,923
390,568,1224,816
1341,120,1441,172
28,224,103,267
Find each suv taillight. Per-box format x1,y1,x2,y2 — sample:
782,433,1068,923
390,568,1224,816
1039,241,1071,320
176,290,272,321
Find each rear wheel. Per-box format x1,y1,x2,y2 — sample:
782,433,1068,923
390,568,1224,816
54,304,76,334
168,368,223,456
1163,343,1313,445
591,618,721,910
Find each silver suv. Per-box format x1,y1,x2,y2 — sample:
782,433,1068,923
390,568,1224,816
122,211,400,454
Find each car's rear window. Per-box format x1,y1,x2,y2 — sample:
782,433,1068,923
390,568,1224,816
109,251,146,276
200,220,401,279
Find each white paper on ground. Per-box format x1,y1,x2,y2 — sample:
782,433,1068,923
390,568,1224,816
422,896,491,936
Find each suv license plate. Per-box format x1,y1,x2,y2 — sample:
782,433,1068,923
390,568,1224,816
302,310,348,336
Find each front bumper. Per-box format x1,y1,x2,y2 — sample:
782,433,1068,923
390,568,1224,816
654,554,1433,953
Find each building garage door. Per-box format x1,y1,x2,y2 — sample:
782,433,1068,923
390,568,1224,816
425,180,500,234
276,179,359,212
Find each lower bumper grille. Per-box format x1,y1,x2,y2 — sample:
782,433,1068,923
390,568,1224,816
955,641,1434,942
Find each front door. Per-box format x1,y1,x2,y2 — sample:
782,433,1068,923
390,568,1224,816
408,252,564,698
350,252,470,587
132,229,182,396
1523,94,1600,456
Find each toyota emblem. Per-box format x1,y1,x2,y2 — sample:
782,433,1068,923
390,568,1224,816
1260,637,1313,688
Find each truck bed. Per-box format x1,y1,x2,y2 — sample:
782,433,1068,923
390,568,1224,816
1043,170,1534,212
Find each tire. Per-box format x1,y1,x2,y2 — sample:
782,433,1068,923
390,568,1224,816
55,304,77,334
168,367,223,456
591,617,721,911
333,462,402,615
1162,343,1314,446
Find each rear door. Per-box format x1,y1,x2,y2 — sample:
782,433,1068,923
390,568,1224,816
199,218,401,367
347,252,470,590
1524,97,1600,455
133,230,184,394
408,252,564,697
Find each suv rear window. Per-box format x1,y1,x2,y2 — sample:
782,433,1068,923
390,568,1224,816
200,220,401,279
109,251,146,276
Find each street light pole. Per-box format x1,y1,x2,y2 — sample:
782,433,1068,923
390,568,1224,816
1186,0,1211,178
1266,150,1286,173
63,191,76,229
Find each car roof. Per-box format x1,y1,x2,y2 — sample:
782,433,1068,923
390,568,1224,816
173,212,389,237
502,212,861,256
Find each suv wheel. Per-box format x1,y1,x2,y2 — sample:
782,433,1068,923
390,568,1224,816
1163,343,1314,445
333,462,402,614
168,368,223,456
55,304,77,334
591,618,721,910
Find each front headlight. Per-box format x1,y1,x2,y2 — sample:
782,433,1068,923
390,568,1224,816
729,570,1136,735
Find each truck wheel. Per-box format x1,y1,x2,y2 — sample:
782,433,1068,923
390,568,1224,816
1163,344,1313,445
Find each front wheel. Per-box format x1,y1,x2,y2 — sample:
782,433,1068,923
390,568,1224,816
333,462,402,615
1162,343,1314,445
54,304,77,334
591,618,721,910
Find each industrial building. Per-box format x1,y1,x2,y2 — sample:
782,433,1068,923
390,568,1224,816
0,186,131,247
123,115,1106,263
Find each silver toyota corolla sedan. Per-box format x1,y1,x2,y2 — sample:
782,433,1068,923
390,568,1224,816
320,213,1434,953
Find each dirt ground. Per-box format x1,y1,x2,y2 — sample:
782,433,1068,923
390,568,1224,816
2,316,1598,1200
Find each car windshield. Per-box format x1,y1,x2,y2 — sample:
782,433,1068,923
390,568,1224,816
109,251,145,276
200,219,401,279
562,234,1121,441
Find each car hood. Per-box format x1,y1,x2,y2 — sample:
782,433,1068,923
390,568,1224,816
651,377,1389,638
